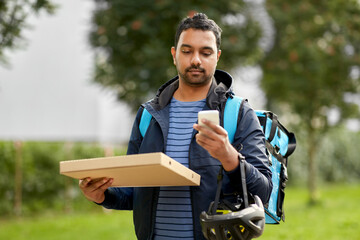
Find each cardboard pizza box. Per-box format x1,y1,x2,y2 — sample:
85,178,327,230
59,152,200,187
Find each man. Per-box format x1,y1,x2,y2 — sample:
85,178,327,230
80,13,272,240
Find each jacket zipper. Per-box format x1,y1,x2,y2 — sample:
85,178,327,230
149,187,160,239
189,135,197,239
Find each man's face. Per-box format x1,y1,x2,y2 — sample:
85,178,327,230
171,28,221,87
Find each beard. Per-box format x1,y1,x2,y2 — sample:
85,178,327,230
177,65,213,87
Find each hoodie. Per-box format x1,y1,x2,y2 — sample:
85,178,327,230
100,69,272,240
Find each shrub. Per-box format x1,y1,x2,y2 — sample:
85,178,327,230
0,141,126,217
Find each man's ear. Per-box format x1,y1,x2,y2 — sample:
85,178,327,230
171,46,176,65
217,50,222,61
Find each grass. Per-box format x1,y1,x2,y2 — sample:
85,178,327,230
0,210,136,240
1,184,359,240
262,184,360,240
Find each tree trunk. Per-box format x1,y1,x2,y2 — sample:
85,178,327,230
104,144,114,157
307,129,319,204
14,141,23,216
103,144,114,214
64,142,73,213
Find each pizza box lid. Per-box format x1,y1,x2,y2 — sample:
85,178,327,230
59,152,200,187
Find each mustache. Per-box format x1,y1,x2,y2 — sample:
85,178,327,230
185,66,205,72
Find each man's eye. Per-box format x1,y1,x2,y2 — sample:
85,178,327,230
182,50,191,54
203,52,212,56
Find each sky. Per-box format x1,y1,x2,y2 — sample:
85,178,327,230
0,0,134,144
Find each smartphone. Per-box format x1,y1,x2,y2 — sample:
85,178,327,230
198,110,219,127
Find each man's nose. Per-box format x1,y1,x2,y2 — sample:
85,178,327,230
191,52,201,66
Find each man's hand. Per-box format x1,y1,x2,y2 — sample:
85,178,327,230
193,119,239,171
79,177,113,204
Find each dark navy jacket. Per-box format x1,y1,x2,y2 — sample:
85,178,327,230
100,70,272,240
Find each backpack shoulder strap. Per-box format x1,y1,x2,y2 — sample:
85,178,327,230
141,97,245,140
224,96,244,144
139,108,152,137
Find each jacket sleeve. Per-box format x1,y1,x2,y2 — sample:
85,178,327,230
225,100,273,204
98,107,145,210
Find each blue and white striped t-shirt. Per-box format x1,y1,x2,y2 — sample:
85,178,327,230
153,97,206,240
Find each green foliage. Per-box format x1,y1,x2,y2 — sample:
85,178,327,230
317,128,360,183
21,142,67,214
89,0,263,111
0,0,57,65
0,141,126,217
0,142,16,214
287,127,360,186
262,0,360,128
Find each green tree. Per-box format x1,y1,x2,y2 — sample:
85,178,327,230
89,0,264,111
262,1,360,203
0,0,57,65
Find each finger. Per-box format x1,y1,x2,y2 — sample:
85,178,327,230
194,124,215,138
196,130,215,143
79,177,91,188
199,119,226,134
88,178,111,192
197,127,220,142
196,130,230,152
194,122,227,139
196,133,216,150
99,178,113,190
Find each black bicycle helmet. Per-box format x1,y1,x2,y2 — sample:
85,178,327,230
200,194,265,240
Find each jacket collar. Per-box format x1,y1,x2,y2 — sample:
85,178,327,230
148,69,234,111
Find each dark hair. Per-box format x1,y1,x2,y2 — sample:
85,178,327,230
174,13,222,51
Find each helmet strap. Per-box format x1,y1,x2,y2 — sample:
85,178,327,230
211,153,249,214
211,166,224,215
239,153,249,208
